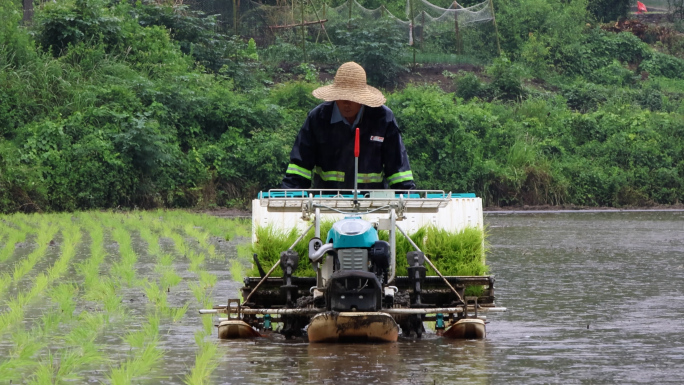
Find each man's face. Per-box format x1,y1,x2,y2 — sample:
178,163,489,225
336,100,362,123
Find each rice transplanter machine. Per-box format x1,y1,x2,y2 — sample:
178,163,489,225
200,129,505,342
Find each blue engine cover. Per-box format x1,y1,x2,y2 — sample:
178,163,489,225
327,217,378,248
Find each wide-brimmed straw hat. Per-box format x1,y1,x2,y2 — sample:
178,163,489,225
312,62,386,107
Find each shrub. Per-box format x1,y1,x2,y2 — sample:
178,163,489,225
268,81,320,112
561,80,611,112
135,3,232,72
553,29,649,77
454,72,483,101
332,18,408,87
261,38,303,65
639,51,684,79
588,60,635,86
495,0,587,57
637,83,664,111
34,0,123,57
387,85,482,192
486,55,526,100
587,0,630,22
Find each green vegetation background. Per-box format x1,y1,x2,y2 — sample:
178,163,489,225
2,0,684,213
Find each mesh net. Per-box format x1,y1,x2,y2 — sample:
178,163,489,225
187,0,498,61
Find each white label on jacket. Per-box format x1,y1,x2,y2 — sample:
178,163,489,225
370,136,384,142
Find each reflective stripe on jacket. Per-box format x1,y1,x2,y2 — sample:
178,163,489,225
281,101,416,190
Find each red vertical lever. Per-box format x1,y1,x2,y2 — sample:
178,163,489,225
354,127,360,157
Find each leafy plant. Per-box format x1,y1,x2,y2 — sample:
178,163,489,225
454,72,484,100
486,55,526,100
332,18,408,86
34,0,123,57
587,0,630,22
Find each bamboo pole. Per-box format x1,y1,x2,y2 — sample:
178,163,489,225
311,0,333,46
301,0,306,60
488,0,502,55
269,19,329,29
410,0,416,69
233,0,237,35
421,11,425,51
453,1,462,55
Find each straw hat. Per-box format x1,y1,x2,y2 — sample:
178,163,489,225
312,62,386,107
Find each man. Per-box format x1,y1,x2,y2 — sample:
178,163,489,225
281,62,416,190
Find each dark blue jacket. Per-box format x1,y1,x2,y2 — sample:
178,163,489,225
281,102,416,190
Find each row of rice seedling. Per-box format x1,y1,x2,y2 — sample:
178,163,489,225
0,211,250,383
153,210,250,244
107,312,164,385
153,214,223,385
0,282,84,382
27,213,128,383
183,222,219,260
134,211,231,384
28,212,153,383
0,222,59,299
0,224,27,264
32,212,149,383
0,215,41,298
77,213,124,315
27,283,110,384
0,215,80,335
166,210,252,301
0,217,84,381
30,311,109,383
109,219,139,286
107,211,236,384
160,223,217,301
173,211,252,288
102,213,165,384
134,218,188,322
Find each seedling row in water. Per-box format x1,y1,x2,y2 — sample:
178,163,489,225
0,211,251,384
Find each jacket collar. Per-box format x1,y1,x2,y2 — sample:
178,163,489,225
331,102,365,128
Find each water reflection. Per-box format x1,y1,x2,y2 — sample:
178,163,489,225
215,338,491,384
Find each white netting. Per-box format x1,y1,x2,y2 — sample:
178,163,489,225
226,0,496,55
326,0,409,29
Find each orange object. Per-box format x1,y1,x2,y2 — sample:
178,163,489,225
637,1,647,13
354,127,360,157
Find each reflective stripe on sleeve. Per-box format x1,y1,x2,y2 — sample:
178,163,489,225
286,164,312,180
357,173,384,184
315,167,345,182
387,170,413,185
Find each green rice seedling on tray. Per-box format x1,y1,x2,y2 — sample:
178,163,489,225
249,224,488,278
249,221,335,277
389,226,488,277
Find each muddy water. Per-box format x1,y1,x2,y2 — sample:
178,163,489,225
4,212,681,383
204,211,684,384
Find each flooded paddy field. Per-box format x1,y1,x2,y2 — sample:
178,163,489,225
1,211,683,384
